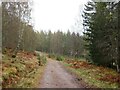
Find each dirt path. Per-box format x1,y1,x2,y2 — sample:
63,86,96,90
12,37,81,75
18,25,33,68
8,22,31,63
40,58,84,88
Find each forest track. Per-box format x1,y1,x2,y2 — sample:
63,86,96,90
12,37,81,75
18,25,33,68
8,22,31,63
40,58,85,88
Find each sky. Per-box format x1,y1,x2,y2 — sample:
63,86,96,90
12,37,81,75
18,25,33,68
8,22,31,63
32,0,89,35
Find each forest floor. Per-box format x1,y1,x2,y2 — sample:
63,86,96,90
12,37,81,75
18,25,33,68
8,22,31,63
2,50,46,88
1,50,120,88
62,59,120,88
40,58,88,88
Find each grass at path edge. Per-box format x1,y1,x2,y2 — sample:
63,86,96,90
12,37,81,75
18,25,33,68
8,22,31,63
62,62,119,88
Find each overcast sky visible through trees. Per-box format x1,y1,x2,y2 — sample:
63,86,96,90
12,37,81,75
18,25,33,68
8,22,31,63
32,0,89,35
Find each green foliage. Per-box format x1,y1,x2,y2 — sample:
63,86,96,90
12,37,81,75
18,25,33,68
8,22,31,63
48,53,65,61
41,56,47,65
56,55,64,61
83,1,120,72
37,53,41,60
48,53,56,59
37,54,46,66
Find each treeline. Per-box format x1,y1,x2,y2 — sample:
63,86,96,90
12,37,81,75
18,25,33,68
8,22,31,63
83,1,120,72
36,31,84,57
2,2,84,58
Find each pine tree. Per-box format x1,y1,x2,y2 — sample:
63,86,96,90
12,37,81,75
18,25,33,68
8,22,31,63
83,1,120,72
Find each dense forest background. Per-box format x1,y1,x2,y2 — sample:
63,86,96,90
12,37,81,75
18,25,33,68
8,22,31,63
2,2,85,57
2,1,120,72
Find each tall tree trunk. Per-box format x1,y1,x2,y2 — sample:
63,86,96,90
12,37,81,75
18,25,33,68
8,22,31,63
12,4,24,58
117,1,120,73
